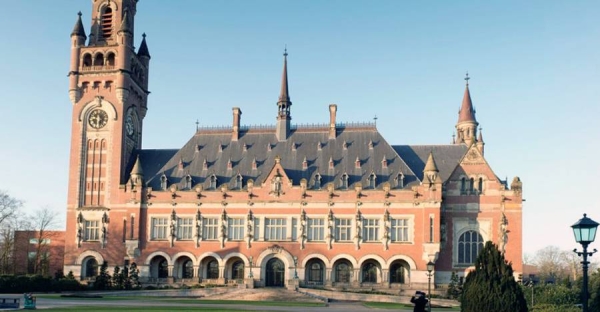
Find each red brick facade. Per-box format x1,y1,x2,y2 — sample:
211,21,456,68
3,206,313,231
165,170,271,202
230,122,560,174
14,231,65,276
62,0,522,290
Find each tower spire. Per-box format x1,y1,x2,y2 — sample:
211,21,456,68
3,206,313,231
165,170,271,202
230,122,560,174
276,47,292,141
455,72,479,145
71,11,87,39
138,33,151,59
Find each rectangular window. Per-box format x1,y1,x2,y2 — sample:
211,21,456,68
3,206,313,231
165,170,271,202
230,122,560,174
429,216,434,243
151,217,168,240
335,218,352,241
228,218,245,241
203,218,219,240
29,238,51,245
363,219,379,242
254,218,261,240
265,218,286,241
177,217,194,240
391,218,409,242
85,220,100,241
307,218,325,241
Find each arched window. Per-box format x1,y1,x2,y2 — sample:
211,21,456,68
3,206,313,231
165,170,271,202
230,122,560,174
84,258,98,278
209,175,217,190
390,263,406,284
469,178,475,194
232,261,244,280
314,173,322,190
101,7,113,40
207,260,219,279
478,177,484,194
308,262,323,284
460,177,467,195
182,260,193,279
106,53,115,67
362,262,378,283
368,172,376,189
82,54,92,67
340,173,349,190
458,230,484,264
335,261,352,283
93,53,104,67
158,258,168,278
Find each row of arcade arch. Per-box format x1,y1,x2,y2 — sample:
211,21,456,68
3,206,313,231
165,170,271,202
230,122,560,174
79,250,417,286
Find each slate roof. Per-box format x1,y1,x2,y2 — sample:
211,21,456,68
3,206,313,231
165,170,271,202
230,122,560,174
392,145,467,182
142,125,420,191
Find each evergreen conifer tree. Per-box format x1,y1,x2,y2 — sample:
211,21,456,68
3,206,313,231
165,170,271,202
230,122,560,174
94,261,112,290
461,241,528,312
129,262,141,289
66,271,75,280
112,266,122,289
122,265,131,290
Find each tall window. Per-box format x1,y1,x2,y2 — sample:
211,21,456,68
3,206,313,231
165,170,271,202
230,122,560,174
391,218,409,242
207,260,219,279
85,220,100,241
335,218,352,241
363,219,379,242
469,178,475,194
429,216,434,243
232,261,244,280
390,263,406,284
265,218,286,241
362,262,378,283
458,230,484,264
335,262,352,283
151,218,168,240
478,177,484,194
85,258,99,278
228,218,245,241
101,6,113,40
183,260,193,278
460,177,467,195
308,262,323,283
203,218,219,240
177,217,193,240
307,218,325,241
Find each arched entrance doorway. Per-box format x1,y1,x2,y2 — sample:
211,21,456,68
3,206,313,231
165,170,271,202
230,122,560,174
305,259,325,286
150,256,169,279
266,258,285,287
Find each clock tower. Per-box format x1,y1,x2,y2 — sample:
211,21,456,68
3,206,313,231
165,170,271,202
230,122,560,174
66,0,150,210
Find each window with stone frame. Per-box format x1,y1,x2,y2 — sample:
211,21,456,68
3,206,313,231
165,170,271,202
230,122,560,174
203,217,219,240
85,220,100,241
307,218,325,241
177,217,194,240
265,218,287,241
362,218,379,242
391,218,409,242
458,230,484,265
335,218,352,241
151,217,169,240
228,218,245,241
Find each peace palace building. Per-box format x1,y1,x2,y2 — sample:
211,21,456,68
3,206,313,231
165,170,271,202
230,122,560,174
64,0,524,290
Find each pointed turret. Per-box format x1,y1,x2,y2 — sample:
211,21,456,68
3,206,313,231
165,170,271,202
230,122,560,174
130,155,144,186
455,73,479,146
138,33,151,59
476,127,485,156
118,9,133,35
275,48,292,141
423,152,441,185
71,12,87,39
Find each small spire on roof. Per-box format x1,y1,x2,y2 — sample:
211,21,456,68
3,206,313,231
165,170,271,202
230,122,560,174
71,11,87,39
119,8,132,34
137,33,151,58
424,152,439,173
477,127,483,143
457,73,477,124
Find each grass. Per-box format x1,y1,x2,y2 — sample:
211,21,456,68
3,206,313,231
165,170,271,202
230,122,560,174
363,301,461,311
44,307,273,312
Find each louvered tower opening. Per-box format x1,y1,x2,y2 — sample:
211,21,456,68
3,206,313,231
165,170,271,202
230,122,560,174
101,7,113,40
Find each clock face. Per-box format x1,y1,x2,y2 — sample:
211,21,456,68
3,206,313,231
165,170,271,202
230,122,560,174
88,109,108,129
125,114,135,137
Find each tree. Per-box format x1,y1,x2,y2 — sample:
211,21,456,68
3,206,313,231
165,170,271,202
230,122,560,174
461,241,528,312
447,271,463,300
0,191,24,274
129,262,140,289
122,265,131,290
94,261,111,290
28,207,59,276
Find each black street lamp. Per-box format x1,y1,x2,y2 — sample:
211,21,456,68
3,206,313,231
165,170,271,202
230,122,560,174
572,213,599,312
426,261,435,312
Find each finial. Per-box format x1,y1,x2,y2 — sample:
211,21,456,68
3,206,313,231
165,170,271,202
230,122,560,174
465,71,470,86
373,115,378,126
196,119,199,132
284,45,288,57
78,11,82,17
142,33,147,39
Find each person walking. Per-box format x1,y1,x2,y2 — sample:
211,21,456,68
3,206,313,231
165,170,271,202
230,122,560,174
410,291,429,312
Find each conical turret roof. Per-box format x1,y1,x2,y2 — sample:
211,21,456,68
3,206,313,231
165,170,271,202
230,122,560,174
423,152,439,173
458,76,477,123
138,33,151,58
278,49,291,104
119,9,132,34
131,155,144,176
71,12,87,38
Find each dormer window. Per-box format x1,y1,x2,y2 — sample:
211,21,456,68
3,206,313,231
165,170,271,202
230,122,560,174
160,174,168,191
340,173,349,190
235,174,243,190
314,173,322,190
368,172,376,189
395,173,405,189
185,175,192,190
209,174,217,190
302,157,308,170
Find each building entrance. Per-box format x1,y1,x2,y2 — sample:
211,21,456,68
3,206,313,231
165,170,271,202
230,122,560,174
266,258,285,287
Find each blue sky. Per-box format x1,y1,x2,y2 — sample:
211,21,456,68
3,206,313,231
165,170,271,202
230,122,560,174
0,1,598,257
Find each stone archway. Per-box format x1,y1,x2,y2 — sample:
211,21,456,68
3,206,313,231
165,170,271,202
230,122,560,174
265,258,285,287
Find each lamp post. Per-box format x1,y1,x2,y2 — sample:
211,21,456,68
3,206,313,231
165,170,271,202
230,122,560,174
571,213,599,312
293,256,299,279
248,256,253,278
426,261,435,312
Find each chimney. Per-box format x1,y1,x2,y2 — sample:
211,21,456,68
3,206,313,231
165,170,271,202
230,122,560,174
329,104,337,139
232,107,242,141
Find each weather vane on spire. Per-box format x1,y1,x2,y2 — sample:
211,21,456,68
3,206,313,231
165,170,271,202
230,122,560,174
465,71,470,86
284,44,288,57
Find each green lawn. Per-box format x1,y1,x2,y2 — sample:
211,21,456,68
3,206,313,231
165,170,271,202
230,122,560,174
37,295,325,306
363,301,461,311
45,307,272,312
